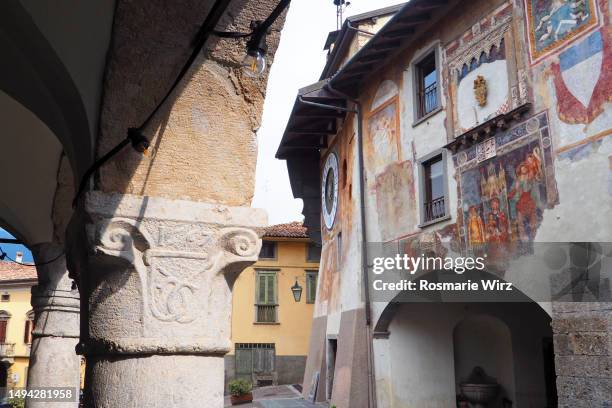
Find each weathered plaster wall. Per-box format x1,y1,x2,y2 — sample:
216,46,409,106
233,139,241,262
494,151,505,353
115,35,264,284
310,0,612,405
96,0,285,205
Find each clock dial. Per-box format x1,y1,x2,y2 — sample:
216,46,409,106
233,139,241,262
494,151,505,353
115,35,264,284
321,152,339,230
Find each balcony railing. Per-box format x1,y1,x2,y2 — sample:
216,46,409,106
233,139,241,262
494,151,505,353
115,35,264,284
256,305,278,323
424,196,446,223
418,82,438,118
0,343,15,357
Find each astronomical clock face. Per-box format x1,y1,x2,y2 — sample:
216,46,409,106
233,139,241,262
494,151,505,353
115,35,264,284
321,152,339,230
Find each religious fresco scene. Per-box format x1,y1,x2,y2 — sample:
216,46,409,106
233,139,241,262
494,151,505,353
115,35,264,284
454,112,558,257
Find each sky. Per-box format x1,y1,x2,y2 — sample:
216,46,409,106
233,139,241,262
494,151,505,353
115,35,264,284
252,0,405,225
0,228,33,262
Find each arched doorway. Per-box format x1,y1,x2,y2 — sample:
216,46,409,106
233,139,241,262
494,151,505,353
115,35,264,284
373,298,558,407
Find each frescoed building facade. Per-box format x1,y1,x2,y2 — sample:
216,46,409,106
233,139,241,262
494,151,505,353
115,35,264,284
277,1,612,407
225,222,320,389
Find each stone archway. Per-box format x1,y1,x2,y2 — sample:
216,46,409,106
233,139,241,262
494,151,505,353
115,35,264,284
372,270,558,408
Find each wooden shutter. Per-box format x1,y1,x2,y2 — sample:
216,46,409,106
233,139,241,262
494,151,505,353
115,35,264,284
0,320,7,343
24,320,33,344
235,347,253,376
256,272,277,305
306,272,318,303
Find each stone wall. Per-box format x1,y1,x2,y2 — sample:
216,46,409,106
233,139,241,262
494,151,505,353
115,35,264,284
553,303,612,407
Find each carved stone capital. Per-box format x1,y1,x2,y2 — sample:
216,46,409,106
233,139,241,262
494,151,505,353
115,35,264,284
75,192,266,357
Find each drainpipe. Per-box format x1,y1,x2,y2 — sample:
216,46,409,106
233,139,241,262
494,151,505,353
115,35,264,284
300,82,376,408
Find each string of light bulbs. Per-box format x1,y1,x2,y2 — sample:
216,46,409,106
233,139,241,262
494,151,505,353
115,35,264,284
72,0,291,207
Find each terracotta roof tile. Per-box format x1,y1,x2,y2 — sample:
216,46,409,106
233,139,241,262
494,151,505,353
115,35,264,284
264,222,309,239
0,261,37,282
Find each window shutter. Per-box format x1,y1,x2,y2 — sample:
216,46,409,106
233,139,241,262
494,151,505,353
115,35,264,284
257,274,266,304
24,320,30,344
0,320,7,343
257,272,277,305
268,274,276,304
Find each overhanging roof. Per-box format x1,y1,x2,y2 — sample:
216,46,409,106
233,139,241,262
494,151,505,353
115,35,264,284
276,80,348,159
320,3,406,80
277,0,455,160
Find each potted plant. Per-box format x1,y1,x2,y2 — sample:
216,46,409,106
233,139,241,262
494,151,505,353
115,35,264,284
229,379,253,405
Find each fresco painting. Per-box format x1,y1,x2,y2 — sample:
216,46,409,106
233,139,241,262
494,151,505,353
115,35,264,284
455,112,558,255
374,160,417,241
455,40,509,132
366,100,400,182
443,3,522,137
525,0,599,63
550,28,612,123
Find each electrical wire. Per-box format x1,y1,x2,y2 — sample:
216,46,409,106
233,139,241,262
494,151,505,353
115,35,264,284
0,246,64,267
71,0,291,208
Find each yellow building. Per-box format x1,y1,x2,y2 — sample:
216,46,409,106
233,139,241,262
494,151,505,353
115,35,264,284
0,260,37,390
226,222,320,388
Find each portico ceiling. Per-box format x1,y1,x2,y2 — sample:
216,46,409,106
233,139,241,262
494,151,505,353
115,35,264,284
0,0,116,245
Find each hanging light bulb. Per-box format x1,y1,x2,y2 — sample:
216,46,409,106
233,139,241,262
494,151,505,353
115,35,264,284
240,21,269,78
241,49,266,77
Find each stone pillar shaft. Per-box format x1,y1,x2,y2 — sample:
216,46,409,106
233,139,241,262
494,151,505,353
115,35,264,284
73,192,265,408
27,243,80,408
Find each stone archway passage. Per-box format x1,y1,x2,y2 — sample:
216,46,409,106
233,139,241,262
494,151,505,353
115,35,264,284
373,301,557,408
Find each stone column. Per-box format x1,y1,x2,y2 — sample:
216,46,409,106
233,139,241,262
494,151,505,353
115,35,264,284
27,243,81,408
71,191,265,408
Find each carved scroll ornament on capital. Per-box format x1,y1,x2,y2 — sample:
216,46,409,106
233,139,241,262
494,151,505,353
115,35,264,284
95,218,260,324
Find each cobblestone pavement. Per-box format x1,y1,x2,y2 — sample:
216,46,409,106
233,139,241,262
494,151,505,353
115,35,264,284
224,385,328,408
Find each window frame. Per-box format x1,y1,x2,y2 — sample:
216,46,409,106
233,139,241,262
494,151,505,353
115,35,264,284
305,270,318,304
254,269,279,324
412,44,442,126
259,240,277,260
417,149,450,228
306,242,321,263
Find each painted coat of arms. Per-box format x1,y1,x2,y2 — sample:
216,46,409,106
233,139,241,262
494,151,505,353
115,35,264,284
525,0,599,63
473,75,488,106
549,15,612,124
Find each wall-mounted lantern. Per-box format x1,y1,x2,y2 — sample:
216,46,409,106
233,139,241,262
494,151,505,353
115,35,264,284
291,280,303,302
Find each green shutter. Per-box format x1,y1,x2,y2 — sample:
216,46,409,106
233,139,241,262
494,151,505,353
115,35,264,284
306,271,318,303
256,271,277,305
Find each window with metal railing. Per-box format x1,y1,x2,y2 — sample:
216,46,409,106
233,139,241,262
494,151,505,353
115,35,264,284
422,154,447,223
415,51,439,119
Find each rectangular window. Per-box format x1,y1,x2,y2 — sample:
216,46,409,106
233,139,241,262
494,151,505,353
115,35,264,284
0,320,7,343
24,320,33,344
1,293,10,302
259,241,277,259
419,151,448,226
415,51,439,119
306,271,318,304
306,242,321,263
255,271,278,323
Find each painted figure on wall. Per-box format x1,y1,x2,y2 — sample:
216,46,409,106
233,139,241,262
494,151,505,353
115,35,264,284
508,147,544,242
461,141,547,249
467,205,486,248
367,101,399,179
455,112,558,257
525,0,599,62
487,197,509,243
